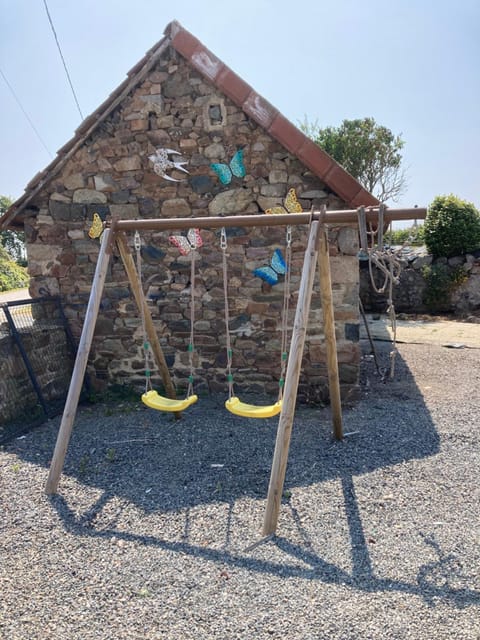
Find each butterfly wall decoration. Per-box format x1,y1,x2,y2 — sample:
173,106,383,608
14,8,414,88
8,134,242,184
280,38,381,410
169,228,203,256
88,213,104,240
253,248,287,285
265,188,303,215
211,149,246,185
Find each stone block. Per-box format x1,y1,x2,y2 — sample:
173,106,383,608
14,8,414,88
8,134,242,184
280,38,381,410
49,201,71,221
63,173,85,190
94,175,118,192
179,138,198,150
412,255,432,269
268,169,288,184
204,142,226,159
73,189,107,204
337,227,359,255
161,199,191,217
130,119,148,131
109,204,140,219
330,256,359,285
50,192,71,203
208,189,252,215
113,156,142,172
260,184,287,197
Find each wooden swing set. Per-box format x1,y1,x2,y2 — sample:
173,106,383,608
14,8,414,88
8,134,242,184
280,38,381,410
45,205,425,536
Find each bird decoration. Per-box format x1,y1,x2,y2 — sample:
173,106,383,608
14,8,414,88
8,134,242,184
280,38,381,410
148,148,189,182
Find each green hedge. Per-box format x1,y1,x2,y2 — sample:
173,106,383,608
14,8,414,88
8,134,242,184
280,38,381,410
424,195,480,258
0,245,29,291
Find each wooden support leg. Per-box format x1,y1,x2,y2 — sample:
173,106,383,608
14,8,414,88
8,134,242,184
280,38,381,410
262,220,322,536
115,233,178,410
317,222,343,440
45,229,113,494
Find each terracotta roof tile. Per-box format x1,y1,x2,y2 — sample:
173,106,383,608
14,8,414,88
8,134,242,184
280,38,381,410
169,27,201,60
351,188,378,208
324,165,364,205
268,113,308,156
169,21,379,208
190,49,223,82
243,92,278,130
216,67,252,105
296,138,335,176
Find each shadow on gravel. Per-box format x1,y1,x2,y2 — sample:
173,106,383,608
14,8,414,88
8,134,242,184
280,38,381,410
12,343,440,511
11,342,480,606
48,487,480,609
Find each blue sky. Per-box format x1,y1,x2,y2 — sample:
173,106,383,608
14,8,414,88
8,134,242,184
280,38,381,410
1,0,479,221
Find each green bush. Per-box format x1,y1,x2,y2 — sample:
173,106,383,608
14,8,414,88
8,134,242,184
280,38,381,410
422,263,468,312
387,224,424,246
424,195,480,258
0,244,29,291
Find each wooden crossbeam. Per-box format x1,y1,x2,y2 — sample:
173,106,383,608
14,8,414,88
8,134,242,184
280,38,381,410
108,207,426,233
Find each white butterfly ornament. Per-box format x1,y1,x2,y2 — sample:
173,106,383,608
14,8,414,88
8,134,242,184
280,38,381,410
169,228,203,256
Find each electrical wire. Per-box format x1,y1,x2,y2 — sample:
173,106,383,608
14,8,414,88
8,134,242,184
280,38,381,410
43,0,84,120
0,67,53,158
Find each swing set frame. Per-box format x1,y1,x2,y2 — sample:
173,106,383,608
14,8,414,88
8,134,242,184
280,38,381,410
44,205,425,536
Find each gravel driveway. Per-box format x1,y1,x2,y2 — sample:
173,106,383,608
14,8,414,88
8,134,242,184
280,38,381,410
1,339,479,639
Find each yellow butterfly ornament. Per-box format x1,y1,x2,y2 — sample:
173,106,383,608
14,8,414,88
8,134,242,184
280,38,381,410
88,213,104,240
265,188,303,215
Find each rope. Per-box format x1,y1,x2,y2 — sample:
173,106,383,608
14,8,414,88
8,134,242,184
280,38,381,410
358,205,404,379
278,225,292,400
221,226,293,402
187,244,196,398
221,228,235,400
134,231,153,393
135,230,198,398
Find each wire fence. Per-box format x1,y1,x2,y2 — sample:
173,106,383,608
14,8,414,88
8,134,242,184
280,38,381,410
0,296,82,444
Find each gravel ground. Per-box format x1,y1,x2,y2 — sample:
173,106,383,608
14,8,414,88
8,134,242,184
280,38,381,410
1,339,479,639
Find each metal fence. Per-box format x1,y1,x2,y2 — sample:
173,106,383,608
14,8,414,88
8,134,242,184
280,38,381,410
0,296,84,444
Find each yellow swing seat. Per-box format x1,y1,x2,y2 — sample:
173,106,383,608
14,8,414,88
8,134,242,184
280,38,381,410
142,390,198,412
225,396,282,419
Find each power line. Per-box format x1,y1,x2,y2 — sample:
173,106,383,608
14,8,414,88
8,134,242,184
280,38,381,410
0,67,53,159
43,0,84,120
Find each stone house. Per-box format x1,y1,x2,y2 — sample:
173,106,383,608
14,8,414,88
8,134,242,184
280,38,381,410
1,20,379,403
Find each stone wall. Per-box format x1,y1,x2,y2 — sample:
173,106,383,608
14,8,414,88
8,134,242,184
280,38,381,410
0,327,72,426
360,249,480,316
21,44,361,403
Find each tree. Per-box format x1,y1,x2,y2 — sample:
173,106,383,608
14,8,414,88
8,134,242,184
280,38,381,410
300,117,407,202
424,194,480,258
0,195,26,265
0,243,29,291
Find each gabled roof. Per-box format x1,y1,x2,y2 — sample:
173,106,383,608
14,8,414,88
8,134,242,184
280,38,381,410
1,20,379,229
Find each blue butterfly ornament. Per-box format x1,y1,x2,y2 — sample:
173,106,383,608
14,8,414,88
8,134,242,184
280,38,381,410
211,149,246,184
253,249,287,285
